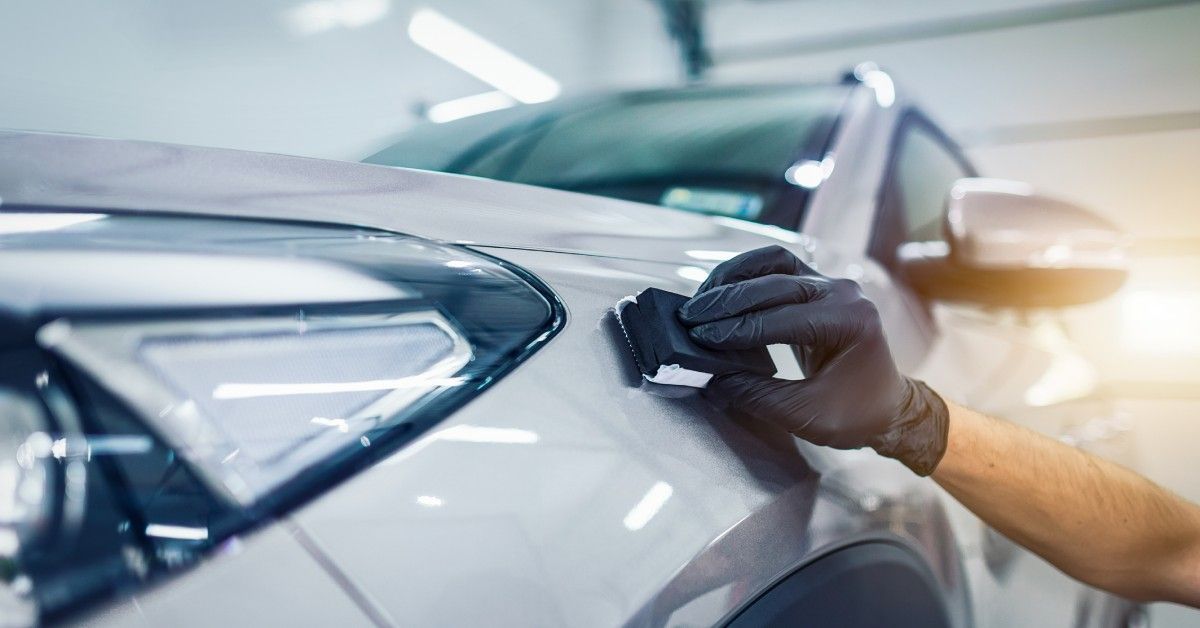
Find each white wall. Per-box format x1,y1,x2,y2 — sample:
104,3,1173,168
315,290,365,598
707,0,1200,238
1,0,679,159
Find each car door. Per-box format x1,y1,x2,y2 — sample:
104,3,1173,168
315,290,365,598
868,110,1111,627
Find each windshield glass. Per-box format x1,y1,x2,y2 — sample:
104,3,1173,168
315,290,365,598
366,85,849,228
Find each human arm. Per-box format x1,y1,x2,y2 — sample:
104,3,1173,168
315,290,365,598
934,400,1200,605
680,245,1200,605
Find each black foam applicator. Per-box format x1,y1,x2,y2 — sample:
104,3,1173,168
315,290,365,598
614,287,776,387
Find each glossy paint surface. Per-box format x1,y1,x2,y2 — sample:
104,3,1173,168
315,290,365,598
0,130,797,265
1,83,1114,625
286,247,967,626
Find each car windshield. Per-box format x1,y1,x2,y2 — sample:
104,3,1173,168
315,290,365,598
365,84,850,228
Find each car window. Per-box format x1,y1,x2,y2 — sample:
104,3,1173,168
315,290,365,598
365,85,849,228
890,121,971,244
486,89,842,187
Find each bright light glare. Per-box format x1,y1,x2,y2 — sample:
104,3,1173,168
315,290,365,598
212,375,467,400
950,178,1035,199
287,0,390,35
145,524,209,541
408,8,560,104
379,424,538,466
785,160,825,189
685,250,739,262
1121,291,1200,354
1023,353,1096,407
1023,320,1097,407
0,213,105,236
310,416,350,433
862,70,895,107
676,266,709,283
436,424,539,444
0,530,17,555
416,495,443,507
427,91,516,123
854,62,895,108
623,481,673,531
712,217,801,243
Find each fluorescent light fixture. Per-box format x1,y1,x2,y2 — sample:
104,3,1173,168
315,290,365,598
287,0,390,35
623,481,673,531
408,8,560,104
427,91,516,123
145,524,209,541
1121,290,1200,354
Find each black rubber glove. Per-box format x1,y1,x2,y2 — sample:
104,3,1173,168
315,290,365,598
678,246,949,476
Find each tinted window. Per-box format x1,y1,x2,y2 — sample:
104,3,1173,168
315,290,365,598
890,122,971,243
365,85,848,228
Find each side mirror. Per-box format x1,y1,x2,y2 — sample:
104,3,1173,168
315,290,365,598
898,178,1128,308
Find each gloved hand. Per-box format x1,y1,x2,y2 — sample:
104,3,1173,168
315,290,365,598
678,245,949,476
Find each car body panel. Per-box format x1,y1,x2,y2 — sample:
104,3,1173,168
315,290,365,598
69,525,376,627
0,78,1118,625
802,87,902,254
285,246,967,627
0,131,795,266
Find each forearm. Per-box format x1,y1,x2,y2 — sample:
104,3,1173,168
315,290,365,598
931,399,1200,605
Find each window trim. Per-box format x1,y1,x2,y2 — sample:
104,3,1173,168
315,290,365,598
869,108,978,268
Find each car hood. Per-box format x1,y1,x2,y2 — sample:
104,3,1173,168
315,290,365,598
0,131,804,264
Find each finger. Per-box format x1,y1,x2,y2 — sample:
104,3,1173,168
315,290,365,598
689,302,849,350
704,372,815,427
698,245,818,292
797,343,835,380
678,273,834,325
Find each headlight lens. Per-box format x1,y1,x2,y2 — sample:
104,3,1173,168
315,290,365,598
40,310,474,504
0,211,563,622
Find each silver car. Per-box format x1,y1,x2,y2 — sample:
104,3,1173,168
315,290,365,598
0,73,1130,626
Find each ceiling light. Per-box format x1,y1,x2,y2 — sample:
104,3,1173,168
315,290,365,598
286,0,390,35
408,8,560,104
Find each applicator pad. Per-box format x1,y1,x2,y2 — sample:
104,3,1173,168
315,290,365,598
614,288,776,387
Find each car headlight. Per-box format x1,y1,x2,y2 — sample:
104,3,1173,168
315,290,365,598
39,309,474,505
0,210,563,622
